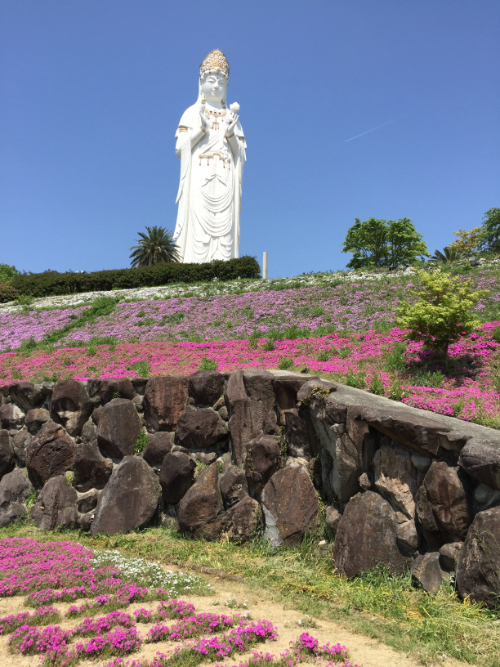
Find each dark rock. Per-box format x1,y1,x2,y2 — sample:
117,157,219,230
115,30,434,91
86,379,101,405
188,370,225,407
218,405,229,421
416,461,472,548
79,512,93,532
439,542,463,570
225,369,276,465
474,483,500,510
0,403,25,428
283,407,320,459
11,429,31,466
456,506,500,607
9,382,45,411
459,440,500,490
221,496,261,542
72,440,113,493
25,408,51,432
91,456,161,535
244,434,280,497
325,506,341,534
80,419,97,444
273,375,311,424
77,488,99,513
396,520,420,553
333,491,408,578
262,464,319,546
50,380,93,436
97,398,142,459
26,422,76,487
100,378,136,404
175,407,228,450
196,452,217,465
0,469,33,527
374,441,417,518
91,406,104,426
411,454,432,472
0,430,15,478
296,379,337,404
131,377,148,394
219,466,248,509
160,451,196,505
178,465,223,539
132,395,143,413
31,475,79,531
411,552,450,593
143,376,189,432
143,432,173,467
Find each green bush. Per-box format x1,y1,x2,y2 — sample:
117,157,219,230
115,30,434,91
11,256,261,298
0,282,19,303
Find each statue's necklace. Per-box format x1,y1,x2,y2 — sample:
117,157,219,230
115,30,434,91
204,107,226,130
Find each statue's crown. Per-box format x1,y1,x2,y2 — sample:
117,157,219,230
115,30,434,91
200,49,229,79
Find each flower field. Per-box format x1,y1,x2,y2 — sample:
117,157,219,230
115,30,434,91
0,538,356,667
2,267,500,426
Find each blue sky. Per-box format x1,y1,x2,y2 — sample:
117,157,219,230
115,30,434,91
1,0,499,278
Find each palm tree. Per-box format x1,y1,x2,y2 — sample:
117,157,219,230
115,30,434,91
430,246,462,263
129,226,180,267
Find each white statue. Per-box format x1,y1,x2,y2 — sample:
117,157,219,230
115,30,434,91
173,49,246,263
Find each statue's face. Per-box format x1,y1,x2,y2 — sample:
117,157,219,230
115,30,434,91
201,73,228,103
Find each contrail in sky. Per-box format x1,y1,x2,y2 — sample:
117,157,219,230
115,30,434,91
345,114,407,142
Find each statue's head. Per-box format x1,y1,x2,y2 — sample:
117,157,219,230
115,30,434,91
199,49,229,105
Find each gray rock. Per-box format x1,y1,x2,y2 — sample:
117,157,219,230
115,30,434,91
474,483,500,509
31,475,79,531
416,461,472,548
0,403,25,429
411,454,432,472
283,407,320,460
97,398,142,459
0,429,15,479
325,505,341,534
219,465,248,509
175,407,228,450
456,506,500,607
411,552,450,593
459,440,500,490
72,440,113,493
159,451,196,505
26,422,76,487
244,434,280,498
333,491,408,578
76,488,99,514
25,408,51,433
439,542,463,570
221,496,261,542
50,380,93,436
91,456,161,536
99,378,136,404
374,441,418,518
178,466,223,539
224,369,276,465
143,376,189,432
396,520,420,553
0,469,33,527
143,432,173,467
262,465,319,546
188,370,226,407
11,429,31,466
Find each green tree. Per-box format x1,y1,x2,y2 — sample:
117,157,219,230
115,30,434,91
129,226,180,267
430,247,463,263
0,264,19,283
342,218,429,270
448,227,483,258
479,208,500,252
396,269,488,354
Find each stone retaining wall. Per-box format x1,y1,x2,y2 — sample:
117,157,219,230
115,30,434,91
1,370,500,606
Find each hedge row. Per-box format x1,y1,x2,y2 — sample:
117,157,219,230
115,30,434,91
11,256,261,298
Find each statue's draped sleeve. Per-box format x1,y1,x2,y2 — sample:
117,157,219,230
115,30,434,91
232,119,246,258
173,105,198,259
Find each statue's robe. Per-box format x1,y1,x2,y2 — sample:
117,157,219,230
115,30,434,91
173,104,246,263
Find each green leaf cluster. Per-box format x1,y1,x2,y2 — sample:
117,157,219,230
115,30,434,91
396,269,488,353
479,208,500,252
11,256,261,298
129,226,180,267
0,264,19,283
342,218,429,270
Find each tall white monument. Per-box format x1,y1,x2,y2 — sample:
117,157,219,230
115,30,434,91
173,49,246,263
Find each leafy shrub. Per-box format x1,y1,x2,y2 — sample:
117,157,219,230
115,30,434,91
127,360,151,378
278,357,294,370
396,269,488,354
0,264,19,283
199,357,217,370
0,282,19,303
11,256,261,297
135,430,149,453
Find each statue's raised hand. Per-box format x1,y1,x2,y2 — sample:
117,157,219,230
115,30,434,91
225,112,239,137
199,107,209,132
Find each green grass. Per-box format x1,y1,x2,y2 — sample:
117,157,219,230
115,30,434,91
1,523,498,666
